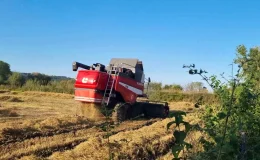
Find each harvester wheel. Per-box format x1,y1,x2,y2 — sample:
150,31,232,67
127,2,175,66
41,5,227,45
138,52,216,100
143,103,169,118
112,103,131,122
164,105,170,117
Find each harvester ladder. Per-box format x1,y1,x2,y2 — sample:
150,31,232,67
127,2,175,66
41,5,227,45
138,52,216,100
101,67,119,106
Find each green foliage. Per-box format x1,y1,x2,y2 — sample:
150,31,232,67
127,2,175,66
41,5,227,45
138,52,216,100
182,45,260,160
27,72,51,85
184,82,206,92
148,91,217,104
147,82,162,91
145,82,162,100
167,111,192,159
0,60,11,84
0,60,74,94
19,79,75,94
164,84,183,91
8,72,26,87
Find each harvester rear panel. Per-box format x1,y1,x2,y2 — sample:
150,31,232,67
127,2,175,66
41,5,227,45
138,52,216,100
72,58,169,122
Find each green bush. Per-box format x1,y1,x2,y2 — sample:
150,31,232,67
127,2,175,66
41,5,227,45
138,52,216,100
8,72,26,87
148,91,217,104
0,60,11,84
20,79,75,94
0,79,75,94
180,45,260,160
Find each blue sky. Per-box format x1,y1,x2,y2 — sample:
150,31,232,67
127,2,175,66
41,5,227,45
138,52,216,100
1,0,260,88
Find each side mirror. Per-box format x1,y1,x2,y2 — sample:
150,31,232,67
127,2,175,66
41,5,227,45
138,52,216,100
72,62,78,71
148,77,151,83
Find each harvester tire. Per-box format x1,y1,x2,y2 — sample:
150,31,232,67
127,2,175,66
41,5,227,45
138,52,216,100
112,103,130,122
143,103,169,118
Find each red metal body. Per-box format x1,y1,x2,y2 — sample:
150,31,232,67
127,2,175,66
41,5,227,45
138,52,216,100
74,70,144,104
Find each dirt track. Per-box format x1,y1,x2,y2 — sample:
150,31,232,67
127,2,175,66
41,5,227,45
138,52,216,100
0,91,202,160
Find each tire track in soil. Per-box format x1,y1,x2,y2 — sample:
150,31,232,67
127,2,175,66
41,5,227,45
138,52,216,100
0,118,160,146
0,123,92,146
109,119,175,160
1,119,160,160
0,118,122,146
32,139,87,158
36,119,159,159
48,118,175,160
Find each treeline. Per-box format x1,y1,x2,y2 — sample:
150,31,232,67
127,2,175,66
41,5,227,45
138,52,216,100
0,60,213,102
0,60,75,94
146,81,208,92
145,81,216,104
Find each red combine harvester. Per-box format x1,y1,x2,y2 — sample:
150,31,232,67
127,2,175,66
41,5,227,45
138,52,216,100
72,58,169,122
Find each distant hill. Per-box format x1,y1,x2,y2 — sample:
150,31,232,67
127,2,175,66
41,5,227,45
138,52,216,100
20,73,74,81
50,75,74,81
49,75,74,81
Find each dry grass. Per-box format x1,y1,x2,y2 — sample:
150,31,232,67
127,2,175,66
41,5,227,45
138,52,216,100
49,113,205,160
0,109,20,117
169,101,195,111
0,91,77,123
78,103,106,121
49,118,175,160
0,90,205,160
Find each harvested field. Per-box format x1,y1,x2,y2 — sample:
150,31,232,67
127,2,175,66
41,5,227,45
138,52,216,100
0,91,203,160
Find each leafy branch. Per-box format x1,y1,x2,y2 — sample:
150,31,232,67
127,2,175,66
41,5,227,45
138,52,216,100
167,111,192,160
183,63,242,159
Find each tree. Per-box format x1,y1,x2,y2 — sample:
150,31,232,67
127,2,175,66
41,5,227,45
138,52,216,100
180,45,260,159
148,82,162,91
144,82,162,100
234,45,260,90
8,72,25,87
0,60,11,84
27,72,51,85
184,82,204,92
171,84,183,91
163,84,183,91
163,84,171,90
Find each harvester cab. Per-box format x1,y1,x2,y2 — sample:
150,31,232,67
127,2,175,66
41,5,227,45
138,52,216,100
72,58,169,122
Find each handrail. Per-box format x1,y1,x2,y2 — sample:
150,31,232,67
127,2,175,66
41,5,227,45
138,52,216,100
110,63,125,73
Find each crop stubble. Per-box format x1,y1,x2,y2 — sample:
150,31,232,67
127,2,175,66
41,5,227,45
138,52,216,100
0,91,201,160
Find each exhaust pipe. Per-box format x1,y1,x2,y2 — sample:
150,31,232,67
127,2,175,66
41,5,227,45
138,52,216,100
72,61,91,71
